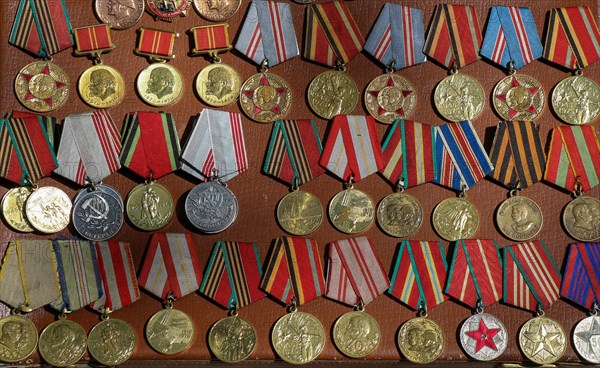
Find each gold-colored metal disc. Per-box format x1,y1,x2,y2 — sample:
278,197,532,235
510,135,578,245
496,196,543,241
38,319,87,367
364,73,416,124
208,315,256,363
1,187,34,232
552,75,600,125
432,197,479,241
519,316,566,364
0,315,38,363
332,310,380,358
398,317,444,364
377,192,423,237
239,72,291,123
87,318,137,366
25,186,72,234
308,70,359,120
14,61,69,112
562,196,600,242
277,190,323,236
78,64,125,108
195,62,241,106
193,0,241,21
434,73,484,122
126,182,174,231
493,74,545,121
136,63,183,106
271,311,325,364
146,308,194,355
329,188,375,234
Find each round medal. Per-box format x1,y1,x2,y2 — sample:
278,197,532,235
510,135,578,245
271,311,325,364
25,186,72,233
377,192,423,237
0,315,38,364
195,63,241,107
78,64,125,109
573,315,600,364
364,73,416,124
126,182,174,231
493,74,545,121
208,315,256,363
185,180,238,233
434,73,484,122
136,63,183,107
14,61,69,112
239,72,291,123
193,0,241,21
398,317,444,364
459,313,507,361
1,187,34,233
95,0,145,29
87,318,136,366
276,190,323,236
146,308,194,355
38,319,87,367
562,196,600,242
308,70,358,120
496,196,543,241
72,190,124,241
552,75,600,125
519,316,566,364
332,311,380,358
145,0,191,21
329,188,375,234
432,197,479,241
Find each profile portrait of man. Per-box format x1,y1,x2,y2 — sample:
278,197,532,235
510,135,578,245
89,68,116,101
107,0,137,17
206,0,230,11
0,320,26,358
572,201,598,231
147,66,175,100
205,66,234,99
511,203,535,233
386,202,416,226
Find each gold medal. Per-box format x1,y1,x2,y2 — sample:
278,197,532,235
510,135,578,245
329,187,375,234
239,71,291,123
14,61,69,113
25,186,72,234
87,318,137,366
1,187,34,233
496,195,543,241
196,62,241,107
434,72,484,122
0,315,38,364
79,64,125,108
193,0,241,21
208,314,257,363
308,70,358,120
38,319,87,367
432,196,479,241
398,317,444,364
562,196,600,242
271,310,325,364
552,75,600,125
519,316,566,364
377,191,423,238
493,73,545,121
332,310,380,358
277,190,323,236
136,63,183,107
126,182,174,231
364,73,416,124
146,306,194,355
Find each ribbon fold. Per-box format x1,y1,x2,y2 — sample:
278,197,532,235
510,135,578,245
561,242,600,309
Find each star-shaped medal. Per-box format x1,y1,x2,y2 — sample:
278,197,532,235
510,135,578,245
365,74,415,124
465,318,501,353
243,75,287,116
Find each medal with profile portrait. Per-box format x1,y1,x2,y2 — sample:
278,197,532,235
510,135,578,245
95,0,144,30
496,195,542,241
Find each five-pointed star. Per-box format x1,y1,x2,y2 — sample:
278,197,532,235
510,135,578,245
368,76,412,115
576,317,600,352
242,75,287,116
20,64,66,106
523,320,561,358
495,76,539,118
465,318,501,353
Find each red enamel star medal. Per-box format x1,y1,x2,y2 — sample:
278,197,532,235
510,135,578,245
365,73,416,124
493,73,545,121
14,61,70,113
239,69,291,123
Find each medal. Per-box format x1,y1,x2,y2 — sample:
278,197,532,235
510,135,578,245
126,181,174,231
399,316,444,364
519,316,567,364
0,315,38,364
39,317,87,368
146,302,194,355
271,307,325,364
459,311,508,361
1,187,34,232
193,0,241,21
94,0,144,29
552,75,600,125
88,317,137,366
14,61,70,113
234,0,298,123
145,0,191,21
307,70,358,120
185,179,238,233
208,313,256,363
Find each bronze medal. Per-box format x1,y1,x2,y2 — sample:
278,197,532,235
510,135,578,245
126,182,174,231
239,72,291,123
562,196,600,242
14,61,69,113
519,316,566,364
332,310,380,358
146,307,194,355
94,0,145,30
496,195,543,241
329,187,375,234
271,310,325,364
493,73,545,121
145,0,191,21
377,191,423,238
398,317,444,364
0,315,38,364
434,72,484,122
1,187,34,233
364,73,416,124
276,190,323,236
432,197,479,241
79,64,125,108
552,75,600,125
25,186,72,234
38,319,87,367
308,70,358,120
195,62,241,107
136,63,183,107
208,315,256,363
88,318,137,366
193,0,241,21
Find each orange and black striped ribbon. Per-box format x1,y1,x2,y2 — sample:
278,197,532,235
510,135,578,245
135,27,177,59
73,24,115,55
191,24,231,55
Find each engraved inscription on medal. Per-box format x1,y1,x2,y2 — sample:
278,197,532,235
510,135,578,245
88,319,136,366
73,191,123,241
79,65,125,109
563,196,600,242
137,64,183,107
573,316,600,364
146,309,194,355
433,197,479,241
196,63,241,107
185,181,238,233
377,192,422,237
38,320,87,367
459,313,507,361
329,188,375,234
552,75,600,125
496,196,543,241
277,191,323,236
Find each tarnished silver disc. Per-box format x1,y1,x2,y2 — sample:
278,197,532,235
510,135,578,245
72,190,124,241
185,181,238,233
573,315,600,364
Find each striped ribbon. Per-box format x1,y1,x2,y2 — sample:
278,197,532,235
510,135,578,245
388,240,448,310
55,111,121,186
544,125,600,192
423,4,481,69
73,24,115,55
561,242,600,309
435,121,494,190
9,0,73,58
8,111,60,151
138,233,203,299
380,119,437,187
363,3,425,70
191,24,231,54
0,116,57,185
0,240,61,310
260,237,325,306
489,121,545,189
181,109,247,182
303,0,364,67
234,0,298,67
91,241,140,312
120,111,181,180
200,241,265,309
325,237,389,306
50,238,102,312
135,27,177,59
503,241,561,311
480,6,542,70
263,119,324,186
445,239,503,309
319,115,383,182
543,6,600,69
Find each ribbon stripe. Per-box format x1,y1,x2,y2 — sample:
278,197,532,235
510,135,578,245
73,24,114,54
136,28,177,59
191,24,231,54
561,242,600,309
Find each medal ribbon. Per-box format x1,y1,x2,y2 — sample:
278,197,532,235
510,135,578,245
319,115,383,182
181,109,246,182
480,6,542,70
260,237,325,306
363,4,425,70
9,0,73,58
543,6,600,69
263,119,324,186
200,241,265,309
73,24,115,55
0,240,61,310
50,238,102,312
560,242,600,309
544,125,600,192
423,4,482,69
503,241,562,311
445,239,503,308
120,112,181,180
191,24,231,54
234,0,298,67
8,111,60,151
138,233,203,299
136,28,177,59
304,0,364,67
91,241,140,312
325,237,389,306
380,120,437,187
489,121,545,189
388,240,448,310
55,110,121,186
435,121,494,190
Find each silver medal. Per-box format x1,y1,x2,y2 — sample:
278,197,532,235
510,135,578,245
73,190,124,241
185,180,238,233
459,312,507,361
74,184,123,208
573,315,600,363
